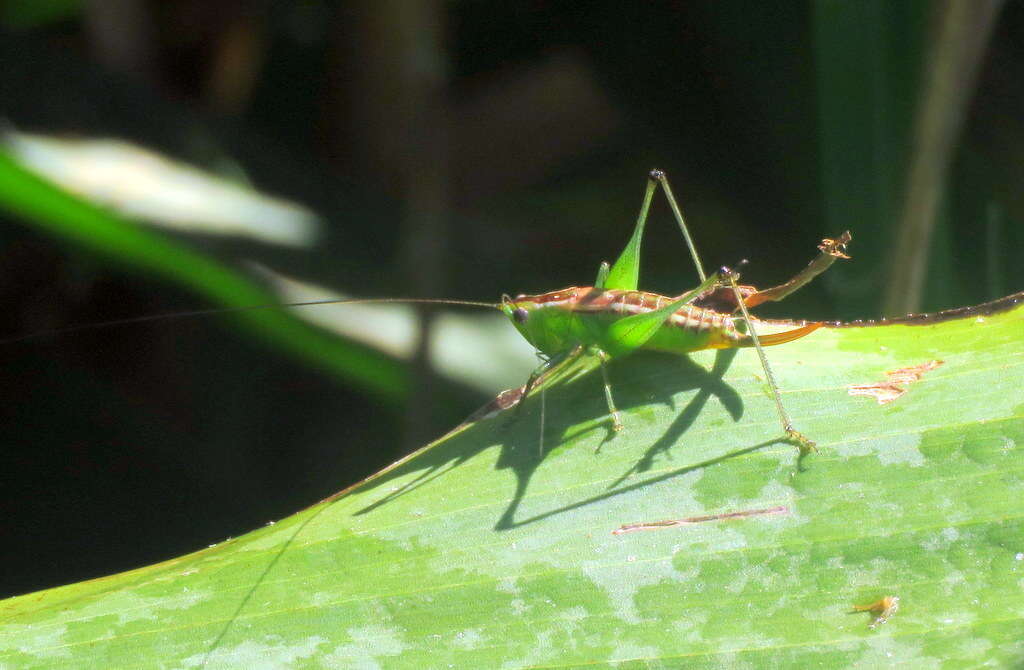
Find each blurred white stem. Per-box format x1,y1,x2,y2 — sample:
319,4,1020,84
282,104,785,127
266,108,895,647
883,0,1004,316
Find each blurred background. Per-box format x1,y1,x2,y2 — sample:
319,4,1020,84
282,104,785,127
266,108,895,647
0,0,1020,597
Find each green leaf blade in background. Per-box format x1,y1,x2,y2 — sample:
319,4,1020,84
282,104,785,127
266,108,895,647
2,294,1023,668
0,148,408,402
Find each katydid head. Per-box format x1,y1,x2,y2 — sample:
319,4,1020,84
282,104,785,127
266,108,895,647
500,293,535,340
500,288,579,356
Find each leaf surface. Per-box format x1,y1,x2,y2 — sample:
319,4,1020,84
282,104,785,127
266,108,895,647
3,294,1024,668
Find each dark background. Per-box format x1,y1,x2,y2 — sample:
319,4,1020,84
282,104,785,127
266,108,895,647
1,0,1021,598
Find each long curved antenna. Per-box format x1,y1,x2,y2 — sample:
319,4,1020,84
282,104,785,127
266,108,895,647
0,296,501,345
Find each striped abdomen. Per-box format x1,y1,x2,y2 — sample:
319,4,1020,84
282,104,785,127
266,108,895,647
511,286,819,356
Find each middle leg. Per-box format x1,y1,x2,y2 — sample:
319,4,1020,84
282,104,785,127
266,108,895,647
722,265,816,455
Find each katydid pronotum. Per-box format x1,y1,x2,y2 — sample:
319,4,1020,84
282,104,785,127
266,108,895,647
8,170,850,454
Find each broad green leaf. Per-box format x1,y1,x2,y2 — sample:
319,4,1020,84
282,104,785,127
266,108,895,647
3,294,1024,667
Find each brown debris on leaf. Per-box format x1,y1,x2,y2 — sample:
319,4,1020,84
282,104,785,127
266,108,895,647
612,505,788,535
848,360,944,405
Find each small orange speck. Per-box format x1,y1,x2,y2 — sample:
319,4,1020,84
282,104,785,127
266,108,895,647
853,595,899,629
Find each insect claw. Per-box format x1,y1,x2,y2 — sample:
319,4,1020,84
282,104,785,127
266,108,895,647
819,231,852,259
786,428,817,454
718,261,746,284
610,412,624,432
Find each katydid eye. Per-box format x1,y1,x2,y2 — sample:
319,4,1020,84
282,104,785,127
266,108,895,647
513,308,529,323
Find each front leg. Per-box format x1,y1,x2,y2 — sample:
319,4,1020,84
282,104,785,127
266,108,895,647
515,345,585,416
593,347,623,432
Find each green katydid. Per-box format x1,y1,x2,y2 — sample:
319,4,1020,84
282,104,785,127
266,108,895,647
5,170,850,453
498,170,850,453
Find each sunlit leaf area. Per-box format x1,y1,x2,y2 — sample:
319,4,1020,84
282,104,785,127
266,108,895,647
1,2,1022,667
